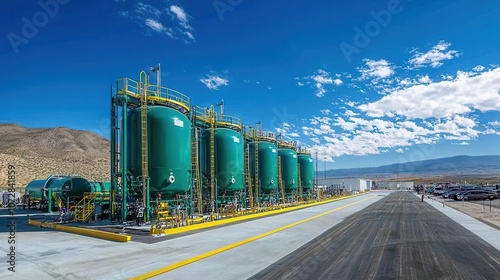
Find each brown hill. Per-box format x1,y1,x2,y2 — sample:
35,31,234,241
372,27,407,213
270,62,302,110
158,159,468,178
0,124,110,188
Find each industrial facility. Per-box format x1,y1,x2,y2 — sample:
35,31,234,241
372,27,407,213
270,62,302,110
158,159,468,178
21,68,364,236
109,69,318,230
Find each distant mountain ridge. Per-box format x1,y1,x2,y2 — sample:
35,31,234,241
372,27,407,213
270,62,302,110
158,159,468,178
323,155,500,179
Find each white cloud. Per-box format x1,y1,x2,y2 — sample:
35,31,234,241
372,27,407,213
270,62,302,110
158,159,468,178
145,19,166,32
320,109,332,115
417,75,432,84
200,73,229,90
119,3,195,42
358,67,500,119
488,121,500,127
170,5,190,29
453,142,469,145
298,69,343,97
395,148,404,153
408,41,460,69
473,65,485,72
358,59,395,80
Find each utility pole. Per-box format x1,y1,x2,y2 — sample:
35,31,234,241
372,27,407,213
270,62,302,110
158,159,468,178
324,157,327,179
315,152,318,188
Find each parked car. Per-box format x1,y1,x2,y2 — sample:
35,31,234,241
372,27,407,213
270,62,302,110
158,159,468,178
442,188,460,198
457,190,495,200
434,186,444,196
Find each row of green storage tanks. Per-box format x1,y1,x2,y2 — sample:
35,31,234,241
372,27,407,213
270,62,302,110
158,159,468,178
127,106,315,198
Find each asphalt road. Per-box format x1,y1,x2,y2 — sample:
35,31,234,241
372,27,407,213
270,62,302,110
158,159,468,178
250,191,500,280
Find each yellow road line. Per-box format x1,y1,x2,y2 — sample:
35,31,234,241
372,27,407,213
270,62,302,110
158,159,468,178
130,195,375,280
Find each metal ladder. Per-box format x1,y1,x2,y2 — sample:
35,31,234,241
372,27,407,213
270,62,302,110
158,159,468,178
140,72,149,181
278,155,285,206
191,125,202,216
209,107,216,216
298,164,303,203
253,130,259,209
245,143,253,210
139,72,149,222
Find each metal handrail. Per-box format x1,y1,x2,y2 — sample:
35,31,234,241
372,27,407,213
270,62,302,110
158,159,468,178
116,78,190,112
297,148,311,155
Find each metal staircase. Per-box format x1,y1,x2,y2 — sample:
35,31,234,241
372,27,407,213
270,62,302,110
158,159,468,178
191,125,202,216
245,144,253,210
73,192,98,222
51,192,63,210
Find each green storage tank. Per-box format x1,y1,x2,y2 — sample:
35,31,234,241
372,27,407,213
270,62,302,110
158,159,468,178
203,128,244,194
129,106,191,198
298,154,314,190
250,141,278,194
25,180,45,200
25,176,91,201
278,149,298,192
90,181,111,193
50,177,93,200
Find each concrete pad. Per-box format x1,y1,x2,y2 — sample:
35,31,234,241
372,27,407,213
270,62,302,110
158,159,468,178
0,192,387,279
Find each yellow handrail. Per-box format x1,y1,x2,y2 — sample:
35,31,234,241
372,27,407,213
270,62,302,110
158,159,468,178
116,77,190,112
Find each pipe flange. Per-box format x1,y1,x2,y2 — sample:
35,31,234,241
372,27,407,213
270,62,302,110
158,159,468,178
230,177,236,184
270,179,275,185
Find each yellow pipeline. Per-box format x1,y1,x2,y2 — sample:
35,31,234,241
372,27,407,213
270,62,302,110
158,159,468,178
28,220,131,242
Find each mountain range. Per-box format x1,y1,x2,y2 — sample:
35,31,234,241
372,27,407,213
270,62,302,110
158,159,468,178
322,155,500,181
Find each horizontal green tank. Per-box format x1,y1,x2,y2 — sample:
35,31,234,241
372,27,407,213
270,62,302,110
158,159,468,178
202,128,244,194
279,149,298,192
298,154,314,190
90,181,111,193
50,177,93,200
25,176,92,201
129,106,191,198
250,141,278,194
25,180,45,200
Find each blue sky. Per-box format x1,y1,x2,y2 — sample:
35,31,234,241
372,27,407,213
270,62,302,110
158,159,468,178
1,0,500,169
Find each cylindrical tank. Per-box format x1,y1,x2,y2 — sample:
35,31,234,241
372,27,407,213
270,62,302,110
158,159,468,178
129,106,191,198
49,177,92,200
91,182,111,193
278,149,298,192
202,128,244,194
298,154,314,190
250,141,278,194
25,180,45,200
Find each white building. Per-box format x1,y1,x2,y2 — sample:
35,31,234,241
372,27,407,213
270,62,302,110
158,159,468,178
316,177,372,195
375,181,414,190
